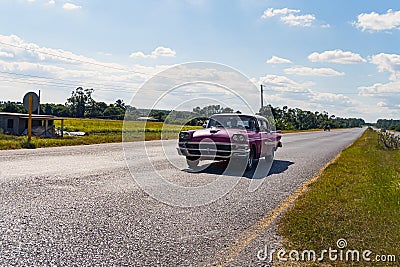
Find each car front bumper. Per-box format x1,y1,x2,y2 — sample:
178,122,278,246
177,141,250,160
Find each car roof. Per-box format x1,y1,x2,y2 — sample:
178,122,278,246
209,113,267,120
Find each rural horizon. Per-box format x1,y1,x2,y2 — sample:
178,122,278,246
0,87,400,130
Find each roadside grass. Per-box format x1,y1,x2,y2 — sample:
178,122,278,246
0,118,201,150
278,128,400,265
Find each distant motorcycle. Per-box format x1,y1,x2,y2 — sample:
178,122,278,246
324,125,331,132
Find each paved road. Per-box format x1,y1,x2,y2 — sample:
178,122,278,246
0,128,364,266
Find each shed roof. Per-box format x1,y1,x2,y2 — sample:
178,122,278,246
0,112,62,120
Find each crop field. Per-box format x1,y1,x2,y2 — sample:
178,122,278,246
0,118,201,150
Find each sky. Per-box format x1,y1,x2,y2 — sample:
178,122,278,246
0,0,400,122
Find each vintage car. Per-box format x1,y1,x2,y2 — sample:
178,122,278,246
177,113,282,170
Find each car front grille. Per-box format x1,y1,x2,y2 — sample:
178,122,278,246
185,142,231,157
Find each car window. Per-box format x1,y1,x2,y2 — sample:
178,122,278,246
208,115,256,130
248,118,258,131
258,119,270,132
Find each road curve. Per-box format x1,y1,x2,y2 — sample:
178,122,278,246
0,128,364,266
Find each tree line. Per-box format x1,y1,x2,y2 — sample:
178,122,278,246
0,87,367,130
376,119,400,131
0,87,129,120
259,105,365,130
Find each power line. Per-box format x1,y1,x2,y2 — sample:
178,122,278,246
0,40,193,84
1,41,394,97
0,75,135,93
0,70,139,89
0,71,136,93
0,41,152,77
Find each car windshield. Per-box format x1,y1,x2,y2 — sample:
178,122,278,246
207,115,256,130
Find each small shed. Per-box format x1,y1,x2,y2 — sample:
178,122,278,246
137,116,159,122
0,112,64,137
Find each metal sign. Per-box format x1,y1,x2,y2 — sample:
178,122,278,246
23,92,39,112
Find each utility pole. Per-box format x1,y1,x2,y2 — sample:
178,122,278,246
38,90,41,115
260,84,264,110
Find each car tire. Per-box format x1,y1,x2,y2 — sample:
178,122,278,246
246,147,255,171
186,156,200,169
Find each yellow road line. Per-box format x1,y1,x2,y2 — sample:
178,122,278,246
205,151,345,267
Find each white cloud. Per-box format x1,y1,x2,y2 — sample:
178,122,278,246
47,0,55,5
308,49,366,64
258,74,314,92
261,7,316,27
358,81,400,96
284,66,344,76
377,101,387,107
256,73,358,114
0,34,104,65
354,9,400,32
280,13,315,27
309,91,353,106
63,3,81,10
358,81,400,111
0,34,174,104
0,51,14,58
130,46,176,59
266,56,292,64
261,8,300,19
370,53,400,80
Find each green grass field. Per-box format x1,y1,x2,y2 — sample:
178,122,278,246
0,118,201,150
278,128,400,265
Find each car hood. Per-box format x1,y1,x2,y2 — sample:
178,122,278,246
190,128,247,143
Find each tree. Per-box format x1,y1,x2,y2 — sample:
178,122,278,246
41,103,71,117
86,101,108,118
192,105,236,117
149,110,170,121
115,99,126,110
66,87,94,118
103,105,125,120
1,101,26,113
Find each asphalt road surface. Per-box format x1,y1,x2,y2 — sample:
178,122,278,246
0,128,364,266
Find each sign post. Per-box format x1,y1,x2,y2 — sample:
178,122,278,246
23,92,39,143
28,96,33,142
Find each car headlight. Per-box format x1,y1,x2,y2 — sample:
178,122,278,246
232,134,247,143
179,131,191,140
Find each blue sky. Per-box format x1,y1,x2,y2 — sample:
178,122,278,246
0,0,400,121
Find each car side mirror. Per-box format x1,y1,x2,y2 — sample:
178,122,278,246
255,126,260,132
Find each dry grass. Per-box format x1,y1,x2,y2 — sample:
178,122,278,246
0,118,201,150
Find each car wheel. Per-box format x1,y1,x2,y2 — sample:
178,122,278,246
186,156,200,169
246,148,255,171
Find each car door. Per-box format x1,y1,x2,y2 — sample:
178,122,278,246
258,118,274,157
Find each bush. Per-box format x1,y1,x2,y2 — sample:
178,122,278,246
21,139,36,149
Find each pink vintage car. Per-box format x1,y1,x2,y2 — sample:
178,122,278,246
177,114,282,170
